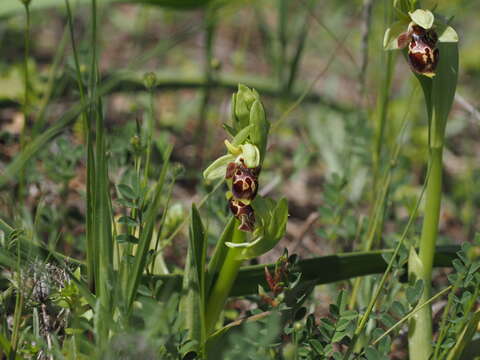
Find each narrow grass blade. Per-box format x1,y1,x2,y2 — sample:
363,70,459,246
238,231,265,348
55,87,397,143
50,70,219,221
126,145,172,310
446,310,480,360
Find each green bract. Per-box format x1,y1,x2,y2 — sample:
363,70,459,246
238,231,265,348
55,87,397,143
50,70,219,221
408,9,434,30
231,84,260,132
203,153,236,181
202,142,260,181
225,197,288,260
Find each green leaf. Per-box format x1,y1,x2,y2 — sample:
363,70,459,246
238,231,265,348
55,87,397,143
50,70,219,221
377,335,392,356
406,279,424,305
117,184,138,201
206,216,236,297
430,42,459,146
117,216,139,227
116,234,139,244
365,346,381,360
116,198,137,208
331,330,346,343
391,301,407,317
380,313,396,328
409,9,434,29
126,145,172,310
309,339,324,355
181,204,207,356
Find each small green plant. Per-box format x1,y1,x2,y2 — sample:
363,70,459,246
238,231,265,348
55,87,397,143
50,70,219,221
184,84,289,356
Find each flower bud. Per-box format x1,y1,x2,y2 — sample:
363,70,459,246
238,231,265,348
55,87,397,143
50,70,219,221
143,72,157,90
232,84,259,130
130,135,142,153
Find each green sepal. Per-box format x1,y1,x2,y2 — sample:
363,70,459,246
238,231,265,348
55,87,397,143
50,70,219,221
203,154,235,180
383,21,409,50
409,9,434,29
225,197,288,260
239,143,260,168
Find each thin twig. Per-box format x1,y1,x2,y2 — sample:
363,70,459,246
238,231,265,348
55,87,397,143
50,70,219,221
455,93,480,122
359,0,374,95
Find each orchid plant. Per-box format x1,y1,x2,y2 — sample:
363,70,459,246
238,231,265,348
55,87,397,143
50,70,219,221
202,85,288,337
384,1,459,359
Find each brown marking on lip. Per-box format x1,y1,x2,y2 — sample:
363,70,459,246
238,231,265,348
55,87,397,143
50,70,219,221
407,25,439,76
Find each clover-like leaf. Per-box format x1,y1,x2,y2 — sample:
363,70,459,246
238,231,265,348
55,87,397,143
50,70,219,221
409,9,434,29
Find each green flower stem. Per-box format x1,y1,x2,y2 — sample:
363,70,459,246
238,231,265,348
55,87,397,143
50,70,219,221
205,224,245,334
18,1,30,201
408,145,443,359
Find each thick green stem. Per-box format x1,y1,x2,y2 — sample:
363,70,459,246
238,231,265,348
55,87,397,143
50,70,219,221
408,146,443,359
205,225,246,334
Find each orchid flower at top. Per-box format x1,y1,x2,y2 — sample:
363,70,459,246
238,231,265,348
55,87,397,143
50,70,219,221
383,5,458,77
203,84,269,232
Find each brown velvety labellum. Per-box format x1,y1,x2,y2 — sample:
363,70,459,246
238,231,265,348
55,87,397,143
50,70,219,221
228,162,259,200
408,25,439,76
228,197,255,232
